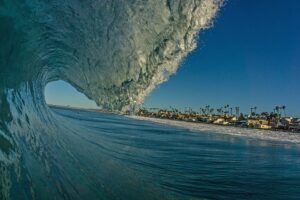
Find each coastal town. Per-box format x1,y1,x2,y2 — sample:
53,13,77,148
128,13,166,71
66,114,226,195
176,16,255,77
132,105,300,133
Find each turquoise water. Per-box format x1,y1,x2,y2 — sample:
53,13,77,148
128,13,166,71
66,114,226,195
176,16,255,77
47,107,300,199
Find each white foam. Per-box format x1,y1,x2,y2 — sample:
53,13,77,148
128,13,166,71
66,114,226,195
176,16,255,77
129,116,300,144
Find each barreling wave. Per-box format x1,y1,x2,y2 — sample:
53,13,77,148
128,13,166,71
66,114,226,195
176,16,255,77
0,0,222,199
0,0,222,111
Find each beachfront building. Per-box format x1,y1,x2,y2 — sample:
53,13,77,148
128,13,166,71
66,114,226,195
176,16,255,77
289,118,300,132
134,107,299,133
213,117,230,125
213,117,225,124
281,117,293,124
227,116,238,123
259,124,272,129
247,118,271,129
199,116,214,123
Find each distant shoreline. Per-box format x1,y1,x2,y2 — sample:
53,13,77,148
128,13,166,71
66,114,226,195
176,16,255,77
128,116,300,144
48,104,99,111
48,104,120,115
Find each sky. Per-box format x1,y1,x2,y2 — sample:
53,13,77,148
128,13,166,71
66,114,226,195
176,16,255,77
45,0,300,116
45,80,98,109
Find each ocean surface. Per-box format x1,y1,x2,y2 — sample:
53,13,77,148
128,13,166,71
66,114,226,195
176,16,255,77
20,107,300,199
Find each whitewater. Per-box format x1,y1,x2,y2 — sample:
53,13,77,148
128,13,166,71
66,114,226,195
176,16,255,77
1,0,300,199
130,116,300,144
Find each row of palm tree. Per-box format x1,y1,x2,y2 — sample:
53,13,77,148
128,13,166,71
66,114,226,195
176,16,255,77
146,105,287,118
200,104,240,117
274,105,287,117
208,105,287,118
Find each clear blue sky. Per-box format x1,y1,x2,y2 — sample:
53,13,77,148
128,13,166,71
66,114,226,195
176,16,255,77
45,80,99,109
45,0,300,116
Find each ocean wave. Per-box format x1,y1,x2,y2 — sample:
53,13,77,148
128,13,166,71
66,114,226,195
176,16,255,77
0,0,222,111
0,0,222,199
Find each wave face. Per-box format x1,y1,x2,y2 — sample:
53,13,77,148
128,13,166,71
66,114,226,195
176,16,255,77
0,0,221,111
0,0,222,199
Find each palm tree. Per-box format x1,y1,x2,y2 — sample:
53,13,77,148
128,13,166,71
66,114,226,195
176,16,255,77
275,106,280,115
205,105,210,115
235,107,240,117
282,105,286,117
250,107,257,117
184,107,187,113
239,113,246,121
201,108,206,115
224,105,229,116
225,104,229,111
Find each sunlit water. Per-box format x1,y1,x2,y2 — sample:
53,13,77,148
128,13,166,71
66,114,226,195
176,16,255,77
43,107,300,199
